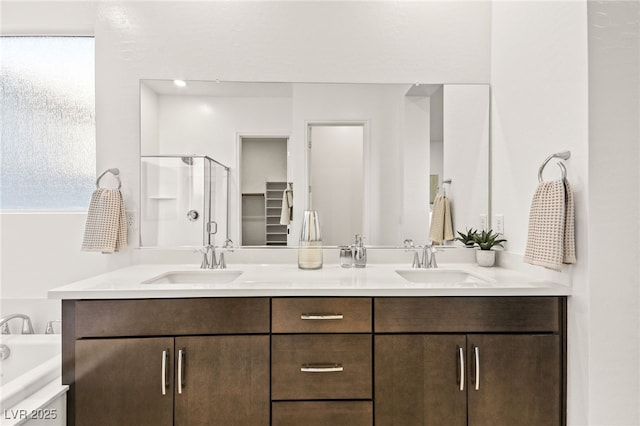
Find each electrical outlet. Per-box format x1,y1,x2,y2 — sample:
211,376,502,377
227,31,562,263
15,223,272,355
495,214,504,234
479,214,488,231
125,210,138,230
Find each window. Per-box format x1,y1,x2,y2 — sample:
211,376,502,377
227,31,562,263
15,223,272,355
0,36,95,210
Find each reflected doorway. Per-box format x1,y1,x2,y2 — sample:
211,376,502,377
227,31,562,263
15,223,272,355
240,136,289,246
308,123,364,246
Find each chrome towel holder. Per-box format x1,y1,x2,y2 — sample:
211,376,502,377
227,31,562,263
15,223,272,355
538,151,570,183
96,168,122,189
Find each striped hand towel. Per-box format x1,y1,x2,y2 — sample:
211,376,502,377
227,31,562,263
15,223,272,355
429,194,454,244
524,179,576,271
81,188,128,253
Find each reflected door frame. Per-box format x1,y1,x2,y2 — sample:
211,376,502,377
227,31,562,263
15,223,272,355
305,121,370,246
236,132,291,246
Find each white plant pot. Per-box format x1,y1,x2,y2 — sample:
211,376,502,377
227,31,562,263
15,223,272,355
475,249,496,267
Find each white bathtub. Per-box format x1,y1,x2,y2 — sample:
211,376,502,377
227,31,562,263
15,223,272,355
0,335,67,426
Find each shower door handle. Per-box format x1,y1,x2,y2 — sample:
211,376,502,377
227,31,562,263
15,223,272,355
207,221,218,235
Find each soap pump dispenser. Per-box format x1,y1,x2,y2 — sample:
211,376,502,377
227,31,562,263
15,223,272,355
353,234,367,268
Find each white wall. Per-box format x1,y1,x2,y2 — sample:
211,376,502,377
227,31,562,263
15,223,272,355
587,1,640,424
403,95,431,243
490,2,590,425
140,82,159,154
309,125,364,246
443,85,490,234
241,138,288,194
0,213,129,332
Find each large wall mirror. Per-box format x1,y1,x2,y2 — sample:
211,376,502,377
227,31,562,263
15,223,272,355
140,80,489,248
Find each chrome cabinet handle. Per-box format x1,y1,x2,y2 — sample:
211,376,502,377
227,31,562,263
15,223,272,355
474,346,480,391
300,313,344,320
178,348,185,394
300,363,343,373
161,350,168,396
458,346,465,391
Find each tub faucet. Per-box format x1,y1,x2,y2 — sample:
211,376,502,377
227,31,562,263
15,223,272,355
0,313,35,335
45,320,62,334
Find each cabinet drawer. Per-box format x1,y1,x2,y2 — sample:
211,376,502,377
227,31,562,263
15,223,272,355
272,297,371,333
272,401,372,426
375,297,562,333
272,334,372,400
75,298,270,337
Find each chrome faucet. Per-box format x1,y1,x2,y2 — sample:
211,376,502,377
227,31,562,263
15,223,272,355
422,244,439,269
0,313,35,334
200,244,218,269
217,239,234,270
200,240,234,269
403,239,422,268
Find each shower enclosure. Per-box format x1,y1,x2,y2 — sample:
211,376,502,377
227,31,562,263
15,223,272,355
140,155,229,247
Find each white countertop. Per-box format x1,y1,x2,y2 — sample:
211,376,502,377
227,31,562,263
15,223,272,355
48,263,570,299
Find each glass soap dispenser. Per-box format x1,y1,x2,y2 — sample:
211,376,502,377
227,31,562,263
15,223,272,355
353,234,367,268
298,210,323,270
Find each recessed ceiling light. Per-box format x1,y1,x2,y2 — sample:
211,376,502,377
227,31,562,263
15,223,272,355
173,79,187,88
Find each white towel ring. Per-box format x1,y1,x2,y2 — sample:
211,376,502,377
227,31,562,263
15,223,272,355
96,168,122,189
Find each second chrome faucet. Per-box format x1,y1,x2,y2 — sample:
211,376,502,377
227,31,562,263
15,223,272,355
200,239,234,269
403,239,439,269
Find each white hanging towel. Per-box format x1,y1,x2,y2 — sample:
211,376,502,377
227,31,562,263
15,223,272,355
81,188,128,253
524,179,576,271
429,194,454,244
280,188,293,225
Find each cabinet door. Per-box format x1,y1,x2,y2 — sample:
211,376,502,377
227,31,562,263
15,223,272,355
467,334,561,426
375,335,467,426
75,337,174,426
174,335,270,426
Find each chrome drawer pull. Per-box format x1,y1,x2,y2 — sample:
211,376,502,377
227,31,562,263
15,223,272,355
474,346,480,391
161,349,168,395
300,313,344,320
300,363,344,373
178,348,185,394
458,346,465,392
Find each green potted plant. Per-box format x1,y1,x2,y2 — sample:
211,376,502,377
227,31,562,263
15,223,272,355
455,228,478,248
472,229,506,267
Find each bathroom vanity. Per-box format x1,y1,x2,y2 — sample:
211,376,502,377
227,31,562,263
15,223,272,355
51,264,568,426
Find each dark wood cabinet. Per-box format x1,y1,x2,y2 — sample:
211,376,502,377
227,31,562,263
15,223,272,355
374,297,566,426
375,334,467,426
75,338,174,426
271,298,373,426
466,334,561,426
272,401,373,426
375,334,561,426
65,298,270,426
174,336,270,426
63,295,565,426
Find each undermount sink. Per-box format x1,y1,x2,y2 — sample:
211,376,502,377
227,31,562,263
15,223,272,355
143,270,243,284
395,269,491,285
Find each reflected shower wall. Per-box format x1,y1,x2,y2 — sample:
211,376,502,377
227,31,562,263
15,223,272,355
141,155,229,247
